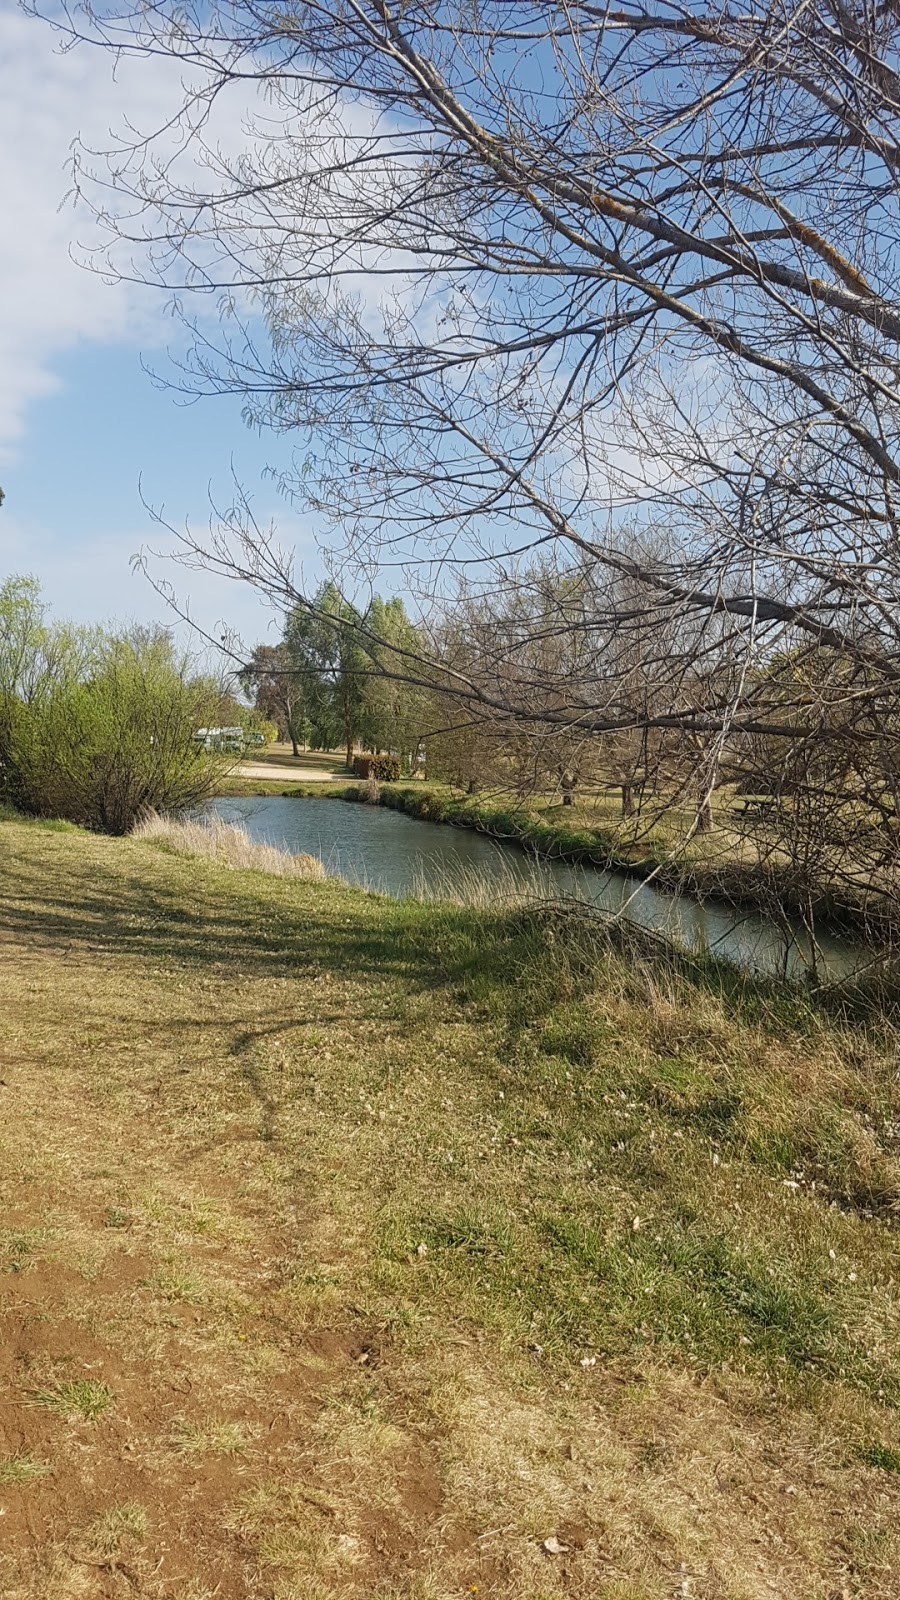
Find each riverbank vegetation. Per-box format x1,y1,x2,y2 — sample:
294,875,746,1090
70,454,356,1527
0,576,233,832
2,811,899,1597
356,783,900,944
134,810,326,880
214,772,900,948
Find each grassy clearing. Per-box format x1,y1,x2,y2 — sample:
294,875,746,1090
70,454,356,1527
1,813,900,1597
247,743,351,775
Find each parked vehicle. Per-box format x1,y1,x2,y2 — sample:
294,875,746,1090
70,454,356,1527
193,726,246,753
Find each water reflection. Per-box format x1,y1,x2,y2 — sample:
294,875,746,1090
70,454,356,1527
205,796,860,984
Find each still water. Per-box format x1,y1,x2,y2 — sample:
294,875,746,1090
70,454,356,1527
207,795,862,984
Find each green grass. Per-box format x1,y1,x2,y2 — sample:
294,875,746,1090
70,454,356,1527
861,1442,900,1473
214,775,358,799
0,1454,49,1486
0,1227,48,1273
2,813,900,1596
0,800,80,831
84,1501,148,1554
171,1419,254,1456
29,1379,115,1422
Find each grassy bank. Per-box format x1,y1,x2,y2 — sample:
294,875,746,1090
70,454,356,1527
331,783,894,940
4,813,898,1596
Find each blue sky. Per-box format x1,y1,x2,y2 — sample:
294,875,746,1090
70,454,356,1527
0,4,320,647
3,339,313,646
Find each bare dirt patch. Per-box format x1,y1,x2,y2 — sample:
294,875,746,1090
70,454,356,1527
233,760,346,782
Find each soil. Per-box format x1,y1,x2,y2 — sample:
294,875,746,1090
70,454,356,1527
231,761,348,782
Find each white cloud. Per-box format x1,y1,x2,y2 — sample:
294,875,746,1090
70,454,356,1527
0,9,190,458
0,9,417,638
0,9,440,453
0,9,323,636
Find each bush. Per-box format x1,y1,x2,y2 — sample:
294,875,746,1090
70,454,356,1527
1,579,227,834
352,753,401,781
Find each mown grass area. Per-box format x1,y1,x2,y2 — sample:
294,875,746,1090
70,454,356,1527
215,775,358,799
250,744,351,774
2,812,900,1597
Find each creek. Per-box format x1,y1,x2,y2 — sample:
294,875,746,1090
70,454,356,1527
207,794,863,984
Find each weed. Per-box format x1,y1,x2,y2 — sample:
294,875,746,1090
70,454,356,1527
0,1228,45,1273
84,1501,148,1554
147,1266,206,1303
171,1419,253,1456
0,1454,49,1486
862,1442,900,1473
30,1379,114,1421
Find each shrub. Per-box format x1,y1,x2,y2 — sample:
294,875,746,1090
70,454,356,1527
352,753,401,781
1,577,227,834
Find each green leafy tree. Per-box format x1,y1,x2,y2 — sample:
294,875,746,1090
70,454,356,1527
239,643,310,753
357,597,428,770
284,583,368,765
0,579,224,833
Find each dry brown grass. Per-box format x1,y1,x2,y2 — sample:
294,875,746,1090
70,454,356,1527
134,808,326,879
1,813,899,1600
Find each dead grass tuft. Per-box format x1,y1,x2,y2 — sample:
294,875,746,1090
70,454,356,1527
170,1418,256,1456
134,809,326,880
82,1501,148,1556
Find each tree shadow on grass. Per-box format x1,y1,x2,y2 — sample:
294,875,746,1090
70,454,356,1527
0,843,531,1010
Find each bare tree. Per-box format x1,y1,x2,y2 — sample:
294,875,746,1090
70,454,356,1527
37,0,900,923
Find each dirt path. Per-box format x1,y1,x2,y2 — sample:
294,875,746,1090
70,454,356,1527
232,760,350,781
0,832,454,1600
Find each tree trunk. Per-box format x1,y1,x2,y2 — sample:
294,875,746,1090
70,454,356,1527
290,731,300,757
621,782,635,817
